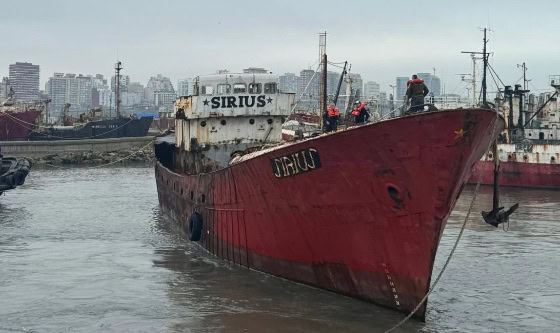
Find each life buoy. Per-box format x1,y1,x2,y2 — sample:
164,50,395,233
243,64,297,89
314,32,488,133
188,212,203,241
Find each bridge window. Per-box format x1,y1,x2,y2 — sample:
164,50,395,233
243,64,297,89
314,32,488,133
539,132,545,140
201,85,214,95
217,84,231,94
233,83,246,94
249,83,262,94
264,83,277,94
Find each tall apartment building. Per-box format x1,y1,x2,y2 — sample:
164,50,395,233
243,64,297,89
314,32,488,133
417,73,441,96
364,81,380,99
177,78,194,97
145,74,175,104
279,73,298,94
8,62,40,101
1,77,11,98
396,77,409,101
111,75,130,92
46,73,97,112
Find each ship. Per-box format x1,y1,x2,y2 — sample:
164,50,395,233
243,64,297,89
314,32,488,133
470,75,560,189
0,98,43,141
27,104,153,140
0,148,31,196
153,69,504,320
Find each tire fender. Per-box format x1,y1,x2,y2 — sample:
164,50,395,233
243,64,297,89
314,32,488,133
188,212,203,241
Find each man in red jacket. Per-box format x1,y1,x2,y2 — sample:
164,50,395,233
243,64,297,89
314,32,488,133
405,75,429,113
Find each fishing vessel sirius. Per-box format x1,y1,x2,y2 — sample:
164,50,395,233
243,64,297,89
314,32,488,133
153,70,504,320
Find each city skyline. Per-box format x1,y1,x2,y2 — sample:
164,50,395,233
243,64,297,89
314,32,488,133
1,1,558,96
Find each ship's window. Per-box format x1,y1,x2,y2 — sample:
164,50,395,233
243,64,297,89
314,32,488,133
551,113,556,117
220,119,226,125
528,133,532,137
523,155,528,161
539,132,545,140
551,134,554,137
233,83,246,94
217,84,231,95
200,121,207,127
249,118,255,125
249,83,262,94
552,156,556,163
201,85,214,95
267,118,273,124
264,83,277,94
488,153,493,159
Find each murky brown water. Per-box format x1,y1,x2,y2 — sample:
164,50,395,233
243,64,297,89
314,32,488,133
1,165,559,332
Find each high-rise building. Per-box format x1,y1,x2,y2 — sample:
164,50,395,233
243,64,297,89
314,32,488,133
417,73,441,96
177,78,194,97
145,74,175,104
46,73,97,112
364,81,380,99
326,71,341,96
111,75,130,92
8,62,40,101
1,77,11,99
279,73,298,94
396,77,409,101
298,69,320,100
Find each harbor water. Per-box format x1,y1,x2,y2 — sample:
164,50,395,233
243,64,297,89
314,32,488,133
1,165,559,332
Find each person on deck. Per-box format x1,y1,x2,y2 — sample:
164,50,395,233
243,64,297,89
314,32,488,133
405,75,429,113
352,101,370,124
323,104,340,132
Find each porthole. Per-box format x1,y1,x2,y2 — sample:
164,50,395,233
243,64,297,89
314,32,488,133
249,119,255,125
221,119,227,125
267,119,273,124
201,121,207,127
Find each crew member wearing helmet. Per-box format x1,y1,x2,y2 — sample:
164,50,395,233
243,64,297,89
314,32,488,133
405,74,429,113
323,104,340,132
352,101,370,124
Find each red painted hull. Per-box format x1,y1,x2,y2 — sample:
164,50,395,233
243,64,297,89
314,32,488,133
470,160,560,189
155,109,503,319
0,110,42,141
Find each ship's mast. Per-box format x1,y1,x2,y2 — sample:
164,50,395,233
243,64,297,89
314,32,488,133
115,61,123,119
319,32,327,131
482,28,488,104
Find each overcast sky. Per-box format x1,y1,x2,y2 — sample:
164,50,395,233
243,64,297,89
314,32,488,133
2,0,559,96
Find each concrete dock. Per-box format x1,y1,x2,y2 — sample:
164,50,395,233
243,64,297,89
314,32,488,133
0,136,153,158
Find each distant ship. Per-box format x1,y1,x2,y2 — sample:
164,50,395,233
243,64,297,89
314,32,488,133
153,71,504,320
470,75,560,189
28,104,153,140
0,98,43,141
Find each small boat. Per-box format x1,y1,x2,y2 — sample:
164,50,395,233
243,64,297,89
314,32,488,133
0,149,31,195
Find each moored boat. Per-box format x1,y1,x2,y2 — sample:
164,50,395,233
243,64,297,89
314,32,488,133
153,71,504,319
0,149,31,196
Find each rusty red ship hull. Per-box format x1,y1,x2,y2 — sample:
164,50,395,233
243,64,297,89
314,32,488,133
470,159,560,189
155,109,503,319
0,110,42,141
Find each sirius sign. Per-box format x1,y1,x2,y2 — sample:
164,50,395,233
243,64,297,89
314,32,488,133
203,95,274,109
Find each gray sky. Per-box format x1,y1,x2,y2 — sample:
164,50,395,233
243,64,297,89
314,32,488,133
2,0,559,96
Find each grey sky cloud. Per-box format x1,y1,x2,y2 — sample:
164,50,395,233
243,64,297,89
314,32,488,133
2,0,558,95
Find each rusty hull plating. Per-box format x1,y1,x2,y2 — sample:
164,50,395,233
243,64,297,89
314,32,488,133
154,108,503,320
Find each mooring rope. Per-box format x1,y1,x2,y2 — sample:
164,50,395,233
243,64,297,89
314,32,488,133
383,113,500,333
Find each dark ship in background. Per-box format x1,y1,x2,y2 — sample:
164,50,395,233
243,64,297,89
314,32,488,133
28,103,153,141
